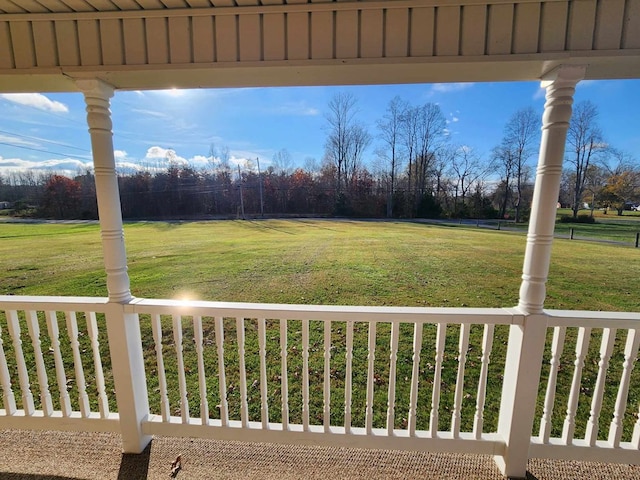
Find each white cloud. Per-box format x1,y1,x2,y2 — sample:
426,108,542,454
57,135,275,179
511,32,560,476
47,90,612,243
446,113,460,125
190,155,210,167
114,150,128,160
144,146,188,164
273,102,320,116
130,108,172,120
0,156,90,177
430,83,474,94
0,134,40,147
0,93,69,113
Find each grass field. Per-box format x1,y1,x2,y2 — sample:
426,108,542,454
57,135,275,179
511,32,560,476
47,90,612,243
1,219,639,439
2,219,639,310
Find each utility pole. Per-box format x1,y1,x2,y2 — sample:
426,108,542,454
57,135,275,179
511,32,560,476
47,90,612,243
257,157,264,217
238,164,245,219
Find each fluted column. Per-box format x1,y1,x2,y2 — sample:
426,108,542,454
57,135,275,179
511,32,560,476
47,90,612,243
494,65,586,479
77,79,150,453
518,65,586,314
76,79,132,303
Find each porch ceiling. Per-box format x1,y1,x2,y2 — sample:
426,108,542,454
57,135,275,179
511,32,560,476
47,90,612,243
0,0,639,92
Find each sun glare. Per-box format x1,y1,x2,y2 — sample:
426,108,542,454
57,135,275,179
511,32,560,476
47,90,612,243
167,88,184,97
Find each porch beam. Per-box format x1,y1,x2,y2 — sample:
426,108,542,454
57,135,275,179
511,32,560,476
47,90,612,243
495,64,586,479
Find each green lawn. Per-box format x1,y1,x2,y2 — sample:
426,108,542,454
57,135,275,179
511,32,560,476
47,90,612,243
2,219,638,310
487,209,640,245
1,219,639,439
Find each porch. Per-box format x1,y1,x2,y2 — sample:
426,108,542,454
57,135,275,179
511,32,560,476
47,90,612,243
1,1,640,478
2,429,640,480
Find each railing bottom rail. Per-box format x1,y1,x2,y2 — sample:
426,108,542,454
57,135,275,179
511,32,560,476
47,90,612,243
0,409,120,432
142,416,505,455
530,438,640,465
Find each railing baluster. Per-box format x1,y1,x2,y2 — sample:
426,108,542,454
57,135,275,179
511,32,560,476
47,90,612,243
539,326,566,442
386,322,400,434
281,318,289,430
172,314,189,423
26,310,53,416
214,316,229,426
193,315,209,425
429,323,447,436
236,317,249,428
408,322,423,436
85,312,108,418
608,328,640,447
65,311,89,417
344,320,354,433
258,318,269,429
585,328,616,445
150,314,170,422
632,403,640,449
0,316,17,415
451,323,470,438
365,320,376,435
45,311,71,416
302,319,310,431
473,323,494,439
562,326,592,444
323,320,331,432
7,310,35,415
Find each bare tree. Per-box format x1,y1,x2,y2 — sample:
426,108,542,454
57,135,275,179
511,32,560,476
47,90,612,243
399,105,419,214
491,144,515,219
324,92,371,199
448,145,484,217
414,103,447,199
566,100,606,218
324,92,357,195
399,103,446,216
497,107,539,222
272,148,293,175
377,96,407,217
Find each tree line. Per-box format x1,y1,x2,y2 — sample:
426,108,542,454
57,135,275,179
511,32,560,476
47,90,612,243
0,94,638,220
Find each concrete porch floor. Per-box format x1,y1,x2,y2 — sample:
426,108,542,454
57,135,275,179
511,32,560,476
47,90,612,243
1,429,639,479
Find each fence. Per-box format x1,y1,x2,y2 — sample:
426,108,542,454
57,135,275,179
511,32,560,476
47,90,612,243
1,295,639,475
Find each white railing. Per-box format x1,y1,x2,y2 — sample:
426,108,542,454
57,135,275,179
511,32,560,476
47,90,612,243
1,295,640,474
531,310,640,464
125,299,520,453
0,296,119,432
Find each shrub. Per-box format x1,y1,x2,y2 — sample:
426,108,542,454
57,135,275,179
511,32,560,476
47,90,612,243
559,214,596,224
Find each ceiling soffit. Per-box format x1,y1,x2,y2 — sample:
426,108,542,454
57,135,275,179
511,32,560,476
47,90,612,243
0,0,638,91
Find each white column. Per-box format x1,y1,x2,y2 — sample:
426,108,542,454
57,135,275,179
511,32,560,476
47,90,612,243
494,65,585,479
77,79,151,453
518,65,586,314
76,79,131,303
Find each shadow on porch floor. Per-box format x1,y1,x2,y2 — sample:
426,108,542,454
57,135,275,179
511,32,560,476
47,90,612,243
1,429,639,479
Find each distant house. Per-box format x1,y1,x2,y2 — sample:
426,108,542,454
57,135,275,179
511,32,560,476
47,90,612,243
0,201,12,209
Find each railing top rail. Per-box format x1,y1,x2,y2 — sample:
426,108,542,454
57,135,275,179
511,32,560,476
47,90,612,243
0,295,110,313
545,309,640,329
126,298,524,325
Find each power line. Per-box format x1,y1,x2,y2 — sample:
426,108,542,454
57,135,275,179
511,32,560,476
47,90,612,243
0,141,89,162
0,128,89,153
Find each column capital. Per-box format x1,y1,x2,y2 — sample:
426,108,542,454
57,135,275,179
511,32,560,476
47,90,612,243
541,65,587,89
75,78,115,100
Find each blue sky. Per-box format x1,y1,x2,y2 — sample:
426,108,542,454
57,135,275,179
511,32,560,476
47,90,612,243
0,79,638,178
